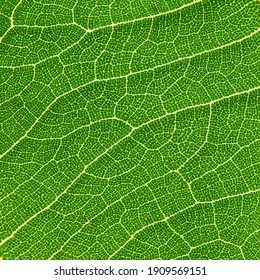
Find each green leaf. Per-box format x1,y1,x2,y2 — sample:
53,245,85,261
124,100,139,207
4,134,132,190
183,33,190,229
0,0,259,260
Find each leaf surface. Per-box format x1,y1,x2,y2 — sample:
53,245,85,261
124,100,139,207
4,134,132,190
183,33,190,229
0,0,259,259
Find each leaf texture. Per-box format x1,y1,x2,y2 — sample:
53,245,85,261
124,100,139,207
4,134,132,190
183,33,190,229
0,0,260,260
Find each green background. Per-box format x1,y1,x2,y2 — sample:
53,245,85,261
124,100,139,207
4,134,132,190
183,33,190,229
0,0,259,259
